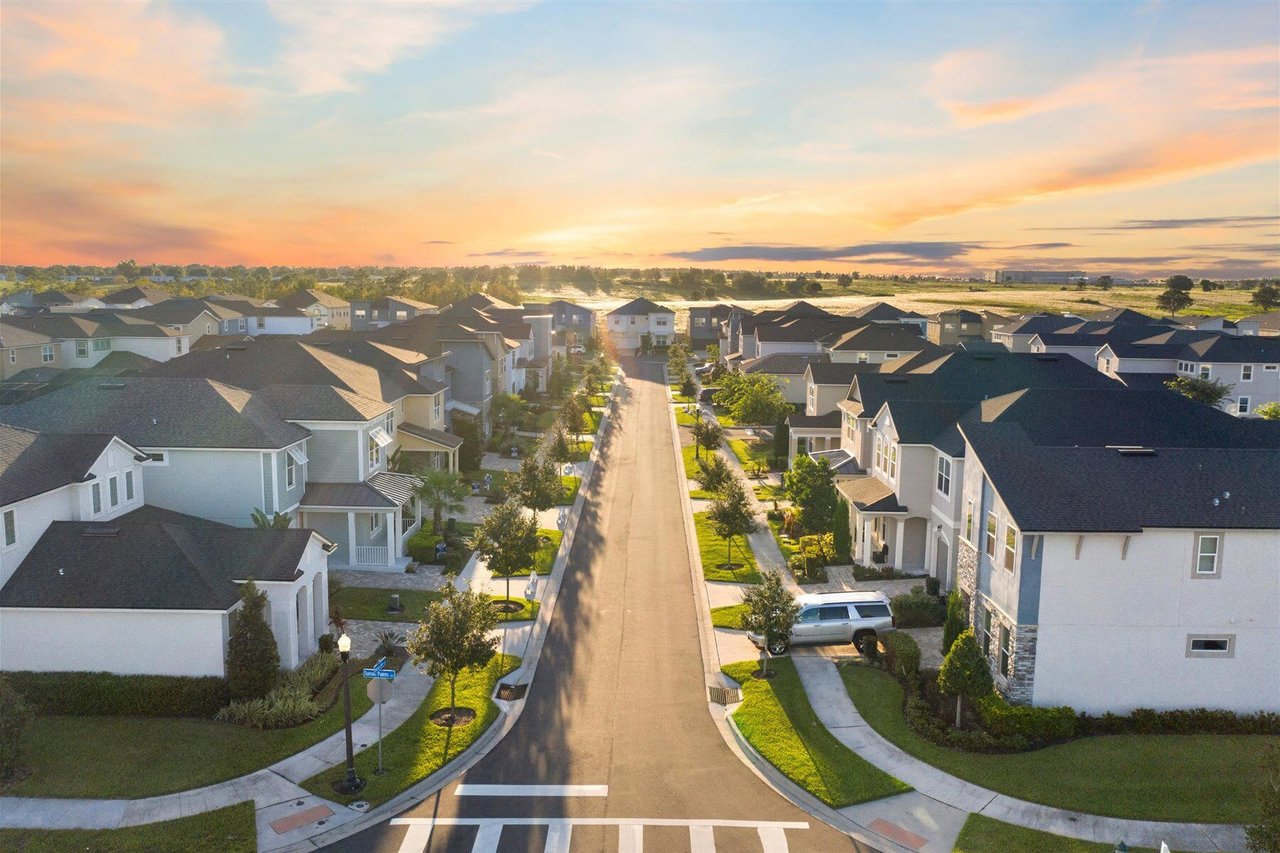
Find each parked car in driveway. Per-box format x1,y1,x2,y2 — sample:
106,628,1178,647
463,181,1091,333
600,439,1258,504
747,591,895,655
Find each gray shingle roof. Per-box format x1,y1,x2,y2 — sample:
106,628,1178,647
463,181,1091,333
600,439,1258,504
301,472,419,509
0,377,309,449
398,422,464,448
849,302,924,321
0,427,123,505
255,385,389,421
825,324,934,352
836,477,907,514
807,361,885,385
0,506,316,610
607,297,674,316
275,289,350,310
787,411,841,429
742,352,827,376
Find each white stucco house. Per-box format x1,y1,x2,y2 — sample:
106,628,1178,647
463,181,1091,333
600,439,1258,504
606,298,675,353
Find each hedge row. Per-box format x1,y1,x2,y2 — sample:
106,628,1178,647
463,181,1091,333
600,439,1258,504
976,693,1078,741
888,590,945,628
1079,707,1280,737
7,671,229,718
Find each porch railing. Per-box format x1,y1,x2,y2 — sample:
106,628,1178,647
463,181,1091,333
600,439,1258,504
351,545,389,566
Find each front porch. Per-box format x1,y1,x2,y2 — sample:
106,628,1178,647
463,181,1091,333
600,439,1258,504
299,472,424,570
837,476,928,573
395,422,462,473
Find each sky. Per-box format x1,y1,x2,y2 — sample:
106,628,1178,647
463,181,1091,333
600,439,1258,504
2,0,1278,278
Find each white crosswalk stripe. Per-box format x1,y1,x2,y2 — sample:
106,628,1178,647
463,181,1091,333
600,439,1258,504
390,817,806,852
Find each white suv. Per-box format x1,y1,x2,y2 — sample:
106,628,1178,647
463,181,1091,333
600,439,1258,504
747,591,896,655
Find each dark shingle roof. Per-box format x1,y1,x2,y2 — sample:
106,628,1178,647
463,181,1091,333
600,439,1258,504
398,422,464,448
755,316,865,343
878,399,975,446
0,427,122,505
807,361,884,385
1084,307,1160,325
0,378,308,449
101,285,172,304
836,477,907,514
0,506,317,610
608,297,673,316
275,289,350,310
825,324,933,352
742,352,827,376
991,314,1080,336
786,411,841,429
301,472,419,508
254,385,389,421
849,302,924,321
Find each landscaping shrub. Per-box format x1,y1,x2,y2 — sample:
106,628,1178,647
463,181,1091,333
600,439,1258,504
317,633,337,654
5,671,229,718
889,588,946,628
925,576,940,597
976,693,1077,742
214,682,320,730
227,579,279,703
904,693,1029,753
880,632,921,680
443,548,470,575
406,530,441,563
288,652,340,694
0,675,33,781
1077,707,1280,737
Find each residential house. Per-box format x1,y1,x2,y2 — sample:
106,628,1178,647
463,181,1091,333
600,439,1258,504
206,298,317,336
823,323,940,364
1,314,192,366
739,352,827,406
2,290,105,314
349,296,437,330
0,323,62,380
606,298,675,353
526,299,596,349
988,314,1082,352
1240,311,1280,338
276,289,353,330
926,309,1004,346
954,390,1280,713
98,285,173,310
688,304,738,352
848,302,928,336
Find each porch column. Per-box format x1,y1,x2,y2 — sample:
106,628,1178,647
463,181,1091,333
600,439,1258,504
892,518,907,569
387,511,398,567
859,516,873,564
346,512,357,566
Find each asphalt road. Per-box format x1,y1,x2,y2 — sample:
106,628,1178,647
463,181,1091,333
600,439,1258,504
328,358,860,853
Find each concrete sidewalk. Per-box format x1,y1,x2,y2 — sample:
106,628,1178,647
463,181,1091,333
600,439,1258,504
790,654,1250,853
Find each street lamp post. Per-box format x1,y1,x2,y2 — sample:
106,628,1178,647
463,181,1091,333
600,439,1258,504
334,633,365,796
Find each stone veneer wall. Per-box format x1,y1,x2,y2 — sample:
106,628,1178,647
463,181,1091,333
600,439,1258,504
956,540,1037,705
956,541,979,624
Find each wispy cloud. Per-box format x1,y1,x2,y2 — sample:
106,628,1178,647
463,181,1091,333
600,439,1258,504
668,242,984,263
467,248,548,258
1003,242,1076,250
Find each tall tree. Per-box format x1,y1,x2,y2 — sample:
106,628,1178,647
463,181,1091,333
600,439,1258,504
937,629,993,728
784,454,838,534
1156,288,1193,315
1165,274,1194,292
512,454,560,519
830,497,852,561
227,579,279,702
707,477,758,569
740,572,800,670
1251,284,1280,311
471,500,538,607
489,393,524,438
1095,274,1113,290
731,375,792,426
406,585,499,725
415,469,470,533
559,392,587,441
1165,375,1234,408
453,415,483,472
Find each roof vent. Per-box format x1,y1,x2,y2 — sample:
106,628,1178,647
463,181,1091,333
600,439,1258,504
1109,446,1157,456
82,524,120,537
97,381,127,390
971,353,995,361
1034,354,1060,362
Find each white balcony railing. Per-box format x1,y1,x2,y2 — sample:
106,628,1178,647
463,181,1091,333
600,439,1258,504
351,545,389,566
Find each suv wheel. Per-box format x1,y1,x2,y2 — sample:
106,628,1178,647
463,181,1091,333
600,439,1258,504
766,637,789,655
853,631,876,653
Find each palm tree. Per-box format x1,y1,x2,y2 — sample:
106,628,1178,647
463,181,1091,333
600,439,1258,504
250,508,292,529
415,469,469,533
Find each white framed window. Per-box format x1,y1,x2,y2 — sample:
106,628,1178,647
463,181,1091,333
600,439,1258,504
985,512,998,558
385,412,394,434
888,443,898,480
999,625,1012,676
7,349,14,364
1199,364,1211,380
1241,365,1253,381
369,514,380,533
1186,634,1234,658
964,500,974,544
93,338,110,351
3,509,15,548
1004,523,1018,572
1101,357,1112,373
41,344,55,363
256,317,266,329
286,452,297,489
238,318,247,332
1238,396,1250,414
207,322,213,335
936,456,952,496
108,475,119,508
92,482,102,515
76,339,89,358
981,608,992,656
125,470,135,501
1194,533,1221,577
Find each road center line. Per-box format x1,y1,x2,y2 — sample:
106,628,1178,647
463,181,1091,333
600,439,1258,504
453,784,609,797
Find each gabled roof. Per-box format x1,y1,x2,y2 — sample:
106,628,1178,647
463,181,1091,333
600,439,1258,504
0,426,126,506
849,302,924,322
129,298,220,325
275,289,350,310
990,314,1080,336
0,322,57,348
301,471,419,509
806,361,885,385
398,422,463,449
0,377,309,450
1084,307,1161,325
927,309,982,322
608,297,673,316
101,285,172,304
0,506,317,611
3,313,180,339
786,411,842,429
877,399,975,449
254,385,390,422
755,315,865,342
741,352,827,376
836,477,906,514
824,324,933,352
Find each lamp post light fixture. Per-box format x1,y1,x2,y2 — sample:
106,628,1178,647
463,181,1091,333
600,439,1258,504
333,633,365,796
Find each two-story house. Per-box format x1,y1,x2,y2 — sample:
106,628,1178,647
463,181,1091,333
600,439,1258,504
2,313,192,366
848,302,928,336
687,304,738,352
954,392,1279,713
988,314,1082,352
349,296,437,330
926,309,1004,346
98,285,173,310
606,298,675,353
276,289,352,330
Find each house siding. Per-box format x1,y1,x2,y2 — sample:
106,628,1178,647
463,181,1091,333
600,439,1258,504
140,449,267,526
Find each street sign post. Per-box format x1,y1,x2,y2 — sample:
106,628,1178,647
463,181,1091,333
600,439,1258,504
365,675,394,774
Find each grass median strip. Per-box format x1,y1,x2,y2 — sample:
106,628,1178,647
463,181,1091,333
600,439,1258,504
557,475,581,505
722,659,910,808
693,511,761,583
303,654,521,808
728,437,772,469
840,662,1271,823
953,814,1180,853
0,802,256,853
710,603,748,630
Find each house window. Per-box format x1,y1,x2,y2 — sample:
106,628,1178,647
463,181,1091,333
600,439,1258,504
629,317,636,326
385,412,394,434
1241,365,1253,381
1194,533,1221,577
1186,634,1235,658
286,452,297,489
7,349,14,364
369,514,380,533
207,322,213,335
109,476,119,508
256,317,266,329
981,609,992,656
985,512,998,558
433,395,443,423
175,338,184,355
888,443,898,480
964,501,974,543
3,510,15,547
93,338,111,351
885,353,899,360
1238,396,1250,415
92,482,102,515
41,344,55,363
999,625,1012,676
936,456,952,496
1101,357,1112,372
1199,364,1211,380
238,318,247,331
1004,524,1018,572
76,339,89,358
125,470,134,501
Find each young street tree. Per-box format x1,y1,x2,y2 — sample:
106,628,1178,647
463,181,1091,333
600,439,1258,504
471,500,538,607
559,392,587,441
941,588,966,657
694,453,733,495
415,469,470,533
740,572,800,671
512,454,560,519
1255,401,1280,421
690,417,723,461
1165,375,1234,408
1156,287,1193,316
784,454,838,534
937,629,993,728
707,477,758,569
227,579,279,702
406,585,499,726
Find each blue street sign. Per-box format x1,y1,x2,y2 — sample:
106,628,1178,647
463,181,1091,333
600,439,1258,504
372,657,387,671
363,668,396,680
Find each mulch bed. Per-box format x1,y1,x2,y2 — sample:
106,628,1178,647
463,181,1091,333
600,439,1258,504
430,706,477,727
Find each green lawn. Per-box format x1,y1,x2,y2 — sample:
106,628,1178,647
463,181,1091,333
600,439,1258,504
671,392,697,404
953,814,1177,853
9,661,378,799
587,394,607,408
768,518,799,561
713,406,738,428
754,483,785,502
524,527,563,575
0,802,256,853
675,408,700,426
303,654,520,807
693,511,761,583
723,659,910,807
681,441,703,480
840,663,1272,823
729,437,773,470
331,587,442,622
462,468,508,493
557,474,581,504
711,603,748,630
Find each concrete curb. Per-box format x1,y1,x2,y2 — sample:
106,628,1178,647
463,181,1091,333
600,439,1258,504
276,367,624,851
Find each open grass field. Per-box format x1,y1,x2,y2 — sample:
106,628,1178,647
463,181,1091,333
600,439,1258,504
840,663,1272,823
723,658,910,808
